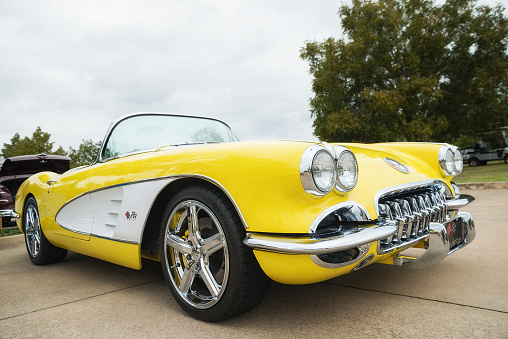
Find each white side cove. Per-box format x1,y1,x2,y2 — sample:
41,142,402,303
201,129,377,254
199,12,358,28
55,194,94,235
56,178,175,244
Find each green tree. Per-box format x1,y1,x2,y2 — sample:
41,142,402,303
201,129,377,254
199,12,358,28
2,133,22,158
68,139,101,168
301,0,508,143
2,127,59,157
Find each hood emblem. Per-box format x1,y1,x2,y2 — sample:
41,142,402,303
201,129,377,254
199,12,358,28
384,158,410,174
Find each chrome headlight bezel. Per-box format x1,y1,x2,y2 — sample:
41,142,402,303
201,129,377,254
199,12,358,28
333,145,358,193
439,144,463,176
300,144,358,197
300,145,336,197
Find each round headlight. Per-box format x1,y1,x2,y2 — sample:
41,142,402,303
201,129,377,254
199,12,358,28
312,150,335,192
334,146,358,193
439,144,462,176
300,145,336,196
453,147,463,175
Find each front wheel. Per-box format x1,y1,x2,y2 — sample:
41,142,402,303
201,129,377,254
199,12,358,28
159,185,270,321
23,197,67,265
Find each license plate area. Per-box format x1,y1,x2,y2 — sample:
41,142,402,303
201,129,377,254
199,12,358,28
445,218,464,250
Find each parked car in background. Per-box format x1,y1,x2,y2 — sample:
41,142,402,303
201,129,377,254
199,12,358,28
462,129,508,166
462,141,508,166
0,154,70,226
14,113,475,321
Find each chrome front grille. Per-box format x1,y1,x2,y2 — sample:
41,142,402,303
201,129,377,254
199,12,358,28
377,185,447,251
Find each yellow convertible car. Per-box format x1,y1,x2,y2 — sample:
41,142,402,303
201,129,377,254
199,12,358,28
14,113,475,321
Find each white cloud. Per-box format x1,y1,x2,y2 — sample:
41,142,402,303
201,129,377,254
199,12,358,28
0,0,342,150
3,0,501,151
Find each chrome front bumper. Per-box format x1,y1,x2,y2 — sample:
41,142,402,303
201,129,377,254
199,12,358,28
0,210,20,218
244,212,475,269
402,211,475,269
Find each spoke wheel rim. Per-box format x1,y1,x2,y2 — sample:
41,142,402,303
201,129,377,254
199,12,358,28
25,204,41,257
163,200,229,309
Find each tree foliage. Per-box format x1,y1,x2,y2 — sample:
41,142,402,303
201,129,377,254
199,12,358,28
2,128,101,168
2,127,54,157
300,0,508,143
68,140,102,168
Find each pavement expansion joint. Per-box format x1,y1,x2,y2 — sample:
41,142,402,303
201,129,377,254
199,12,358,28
0,279,164,322
322,282,508,315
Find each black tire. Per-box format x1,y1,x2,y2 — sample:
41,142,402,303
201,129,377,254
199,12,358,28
159,185,270,322
23,197,67,265
468,158,480,167
504,156,508,164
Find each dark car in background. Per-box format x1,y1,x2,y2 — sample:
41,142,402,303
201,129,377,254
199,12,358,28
0,154,70,226
461,129,508,167
462,142,508,166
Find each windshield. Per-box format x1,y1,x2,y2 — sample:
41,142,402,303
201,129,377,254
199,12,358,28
102,114,239,159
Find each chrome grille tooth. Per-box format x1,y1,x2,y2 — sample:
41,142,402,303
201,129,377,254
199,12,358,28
378,203,393,244
424,194,436,223
436,191,447,222
401,199,414,238
427,193,438,222
394,200,406,240
431,191,442,222
431,193,441,222
387,201,404,243
417,195,428,232
409,197,422,236
421,194,432,232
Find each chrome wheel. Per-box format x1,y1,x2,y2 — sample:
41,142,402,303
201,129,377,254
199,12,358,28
23,197,67,265
25,204,41,257
163,200,229,309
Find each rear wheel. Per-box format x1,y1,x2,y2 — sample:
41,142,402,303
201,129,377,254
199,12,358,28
159,185,270,321
23,197,67,265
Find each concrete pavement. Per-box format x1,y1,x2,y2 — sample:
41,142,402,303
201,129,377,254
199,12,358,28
1,189,507,338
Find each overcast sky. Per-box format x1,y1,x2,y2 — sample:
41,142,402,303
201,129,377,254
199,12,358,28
1,0,505,151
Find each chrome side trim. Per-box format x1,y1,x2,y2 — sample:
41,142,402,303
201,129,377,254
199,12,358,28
0,210,19,218
52,226,140,245
445,194,475,210
244,223,396,255
90,233,139,245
